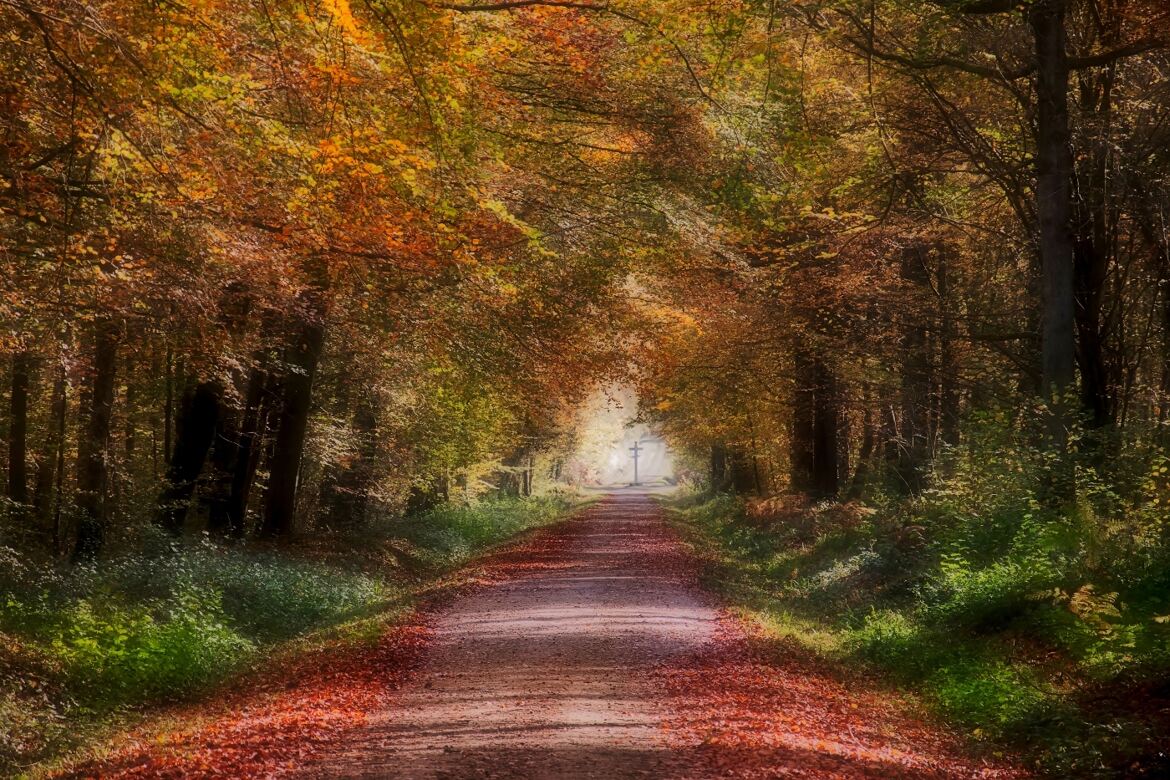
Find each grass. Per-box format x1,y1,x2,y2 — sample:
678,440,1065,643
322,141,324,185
664,490,1170,778
0,493,579,777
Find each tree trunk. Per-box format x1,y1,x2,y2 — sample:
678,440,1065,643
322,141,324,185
48,366,67,553
748,416,764,494
205,400,241,538
260,313,325,537
710,442,729,492
850,390,876,496
1071,64,1118,431
226,360,271,537
499,448,526,496
8,351,30,506
1161,257,1170,441
163,346,174,463
73,322,118,563
124,382,137,461
811,356,841,498
897,245,934,493
155,379,220,535
1029,0,1077,446
32,455,53,529
790,348,816,492
1073,237,1111,428
207,341,276,539
407,482,442,513
204,282,259,537
728,445,757,494
938,257,961,448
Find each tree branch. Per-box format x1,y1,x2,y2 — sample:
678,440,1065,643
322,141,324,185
841,32,1165,83
840,32,1033,81
1068,38,1167,70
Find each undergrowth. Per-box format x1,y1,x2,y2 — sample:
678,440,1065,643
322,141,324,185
0,494,575,776
668,425,1170,778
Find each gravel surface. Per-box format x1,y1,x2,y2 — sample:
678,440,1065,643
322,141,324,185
302,491,717,779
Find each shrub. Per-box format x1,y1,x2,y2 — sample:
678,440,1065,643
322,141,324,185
38,587,253,707
927,658,1056,737
672,408,1170,775
207,554,386,641
853,609,926,672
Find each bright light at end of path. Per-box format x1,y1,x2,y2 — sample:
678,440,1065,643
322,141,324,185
561,384,675,487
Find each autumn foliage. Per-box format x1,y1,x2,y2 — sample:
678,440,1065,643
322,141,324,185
3,0,1170,776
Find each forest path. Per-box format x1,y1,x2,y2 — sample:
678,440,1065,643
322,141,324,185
299,491,719,779
66,494,1022,779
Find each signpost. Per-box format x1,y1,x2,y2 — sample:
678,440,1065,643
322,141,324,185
629,440,642,486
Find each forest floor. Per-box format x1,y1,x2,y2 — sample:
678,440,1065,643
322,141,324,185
53,493,1023,779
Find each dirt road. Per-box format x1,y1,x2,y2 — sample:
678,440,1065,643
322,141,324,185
301,491,718,779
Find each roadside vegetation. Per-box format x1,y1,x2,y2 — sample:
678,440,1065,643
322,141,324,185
0,495,575,776
667,420,1170,778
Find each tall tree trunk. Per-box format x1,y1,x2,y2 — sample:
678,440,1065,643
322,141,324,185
897,245,934,493
205,401,241,537
710,442,729,492
1073,237,1111,428
938,257,961,448
499,448,526,496
163,346,174,463
124,382,137,461
48,365,67,553
1133,210,1170,439
790,347,816,492
1029,0,1077,447
811,356,841,498
204,281,258,537
73,321,117,563
260,313,325,537
748,416,764,493
728,444,758,494
315,368,350,529
32,454,52,530
155,379,220,535
1161,257,1170,441
1071,63,1118,431
225,359,271,537
8,351,30,506
850,389,876,496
